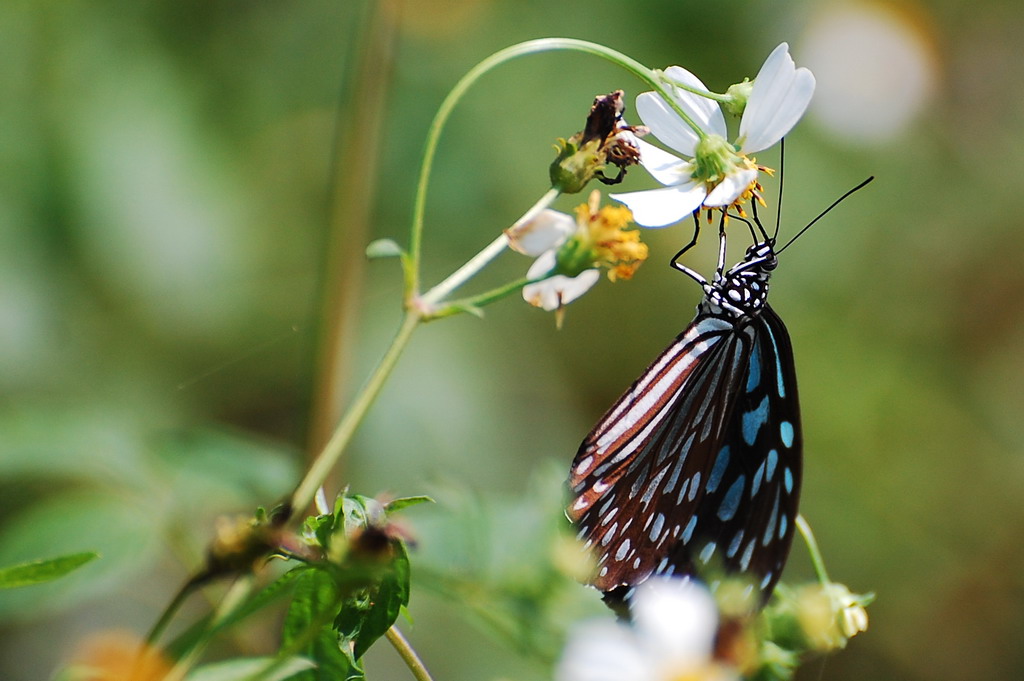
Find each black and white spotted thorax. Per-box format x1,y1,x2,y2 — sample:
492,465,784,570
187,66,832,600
700,241,778,319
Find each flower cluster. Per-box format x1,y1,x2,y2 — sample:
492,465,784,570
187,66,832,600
509,190,648,314
612,43,815,227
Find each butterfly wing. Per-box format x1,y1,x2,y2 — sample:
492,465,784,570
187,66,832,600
567,304,802,601
665,304,802,598
567,311,749,591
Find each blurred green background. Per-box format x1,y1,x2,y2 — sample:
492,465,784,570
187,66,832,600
2,0,1023,679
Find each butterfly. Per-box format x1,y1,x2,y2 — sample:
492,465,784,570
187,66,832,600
566,178,871,608
566,218,798,607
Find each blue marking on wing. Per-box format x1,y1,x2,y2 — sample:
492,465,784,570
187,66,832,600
706,446,730,493
766,449,778,481
780,421,794,448
742,396,770,446
745,341,761,392
765,324,786,398
717,475,746,522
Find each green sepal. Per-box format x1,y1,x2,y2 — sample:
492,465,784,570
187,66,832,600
384,495,435,514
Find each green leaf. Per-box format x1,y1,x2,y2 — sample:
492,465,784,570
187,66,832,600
384,495,434,514
0,491,162,619
282,568,356,681
365,239,404,260
185,656,315,681
334,540,411,660
0,552,99,589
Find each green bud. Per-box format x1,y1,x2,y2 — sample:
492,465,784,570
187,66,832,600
723,78,753,117
549,134,605,194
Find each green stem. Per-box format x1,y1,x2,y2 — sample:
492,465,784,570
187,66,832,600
796,514,831,586
386,626,436,681
291,311,420,514
420,187,561,306
407,38,696,299
163,577,256,681
661,73,730,103
145,579,198,646
424,277,535,321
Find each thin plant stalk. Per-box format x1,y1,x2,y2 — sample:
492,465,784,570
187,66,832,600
386,626,436,681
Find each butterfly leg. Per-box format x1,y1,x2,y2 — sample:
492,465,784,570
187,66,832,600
670,212,707,286
715,212,729,277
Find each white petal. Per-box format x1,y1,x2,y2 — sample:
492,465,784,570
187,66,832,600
523,266,600,311
703,167,758,207
507,209,575,256
611,183,706,228
555,620,651,681
635,138,694,187
636,67,726,157
631,578,718,661
739,43,816,153
526,249,557,279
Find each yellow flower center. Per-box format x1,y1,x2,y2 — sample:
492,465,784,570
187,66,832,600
573,192,648,281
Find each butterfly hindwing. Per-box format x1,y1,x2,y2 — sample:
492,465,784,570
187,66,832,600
666,304,802,597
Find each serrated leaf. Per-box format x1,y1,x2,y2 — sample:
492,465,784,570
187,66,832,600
0,552,99,589
335,541,411,660
185,656,315,681
365,239,404,260
384,495,434,514
283,568,355,681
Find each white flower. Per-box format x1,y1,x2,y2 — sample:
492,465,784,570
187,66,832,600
510,209,601,312
510,193,647,313
555,578,739,681
611,43,816,227
523,250,601,311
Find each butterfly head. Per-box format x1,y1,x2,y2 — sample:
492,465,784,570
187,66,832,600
703,238,777,318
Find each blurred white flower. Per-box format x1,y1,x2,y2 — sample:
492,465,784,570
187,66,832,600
612,43,815,227
556,578,739,681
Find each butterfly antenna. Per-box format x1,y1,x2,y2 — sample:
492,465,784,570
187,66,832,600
777,176,875,254
750,199,771,243
773,138,785,241
730,210,758,244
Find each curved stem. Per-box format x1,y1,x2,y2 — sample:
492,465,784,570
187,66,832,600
408,38,688,300
386,625,435,681
796,514,831,586
291,311,420,514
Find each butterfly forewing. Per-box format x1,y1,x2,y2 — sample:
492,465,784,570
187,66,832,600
568,316,745,591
